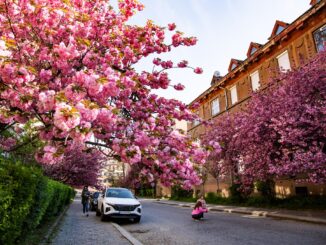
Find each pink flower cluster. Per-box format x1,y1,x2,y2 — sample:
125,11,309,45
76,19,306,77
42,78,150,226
0,0,207,189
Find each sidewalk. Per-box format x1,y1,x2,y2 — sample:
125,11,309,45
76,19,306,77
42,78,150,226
50,195,131,245
154,199,326,225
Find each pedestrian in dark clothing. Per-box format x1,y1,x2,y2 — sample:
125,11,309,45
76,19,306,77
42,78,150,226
81,186,90,216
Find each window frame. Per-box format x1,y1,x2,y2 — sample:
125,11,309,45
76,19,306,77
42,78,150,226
250,70,260,91
193,110,200,127
276,50,291,72
230,85,238,105
210,98,220,116
313,24,326,53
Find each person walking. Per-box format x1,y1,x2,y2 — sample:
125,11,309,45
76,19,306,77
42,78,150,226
81,186,91,217
191,201,208,220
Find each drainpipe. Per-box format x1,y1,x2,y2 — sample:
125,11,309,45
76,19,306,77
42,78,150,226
218,85,229,112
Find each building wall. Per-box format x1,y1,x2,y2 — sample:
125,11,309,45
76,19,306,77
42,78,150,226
188,1,326,197
156,183,172,198
195,173,232,197
100,159,129,187
275,179,326,198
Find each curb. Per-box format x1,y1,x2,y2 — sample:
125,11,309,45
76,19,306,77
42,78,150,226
154,200,326,225
111,222,143,245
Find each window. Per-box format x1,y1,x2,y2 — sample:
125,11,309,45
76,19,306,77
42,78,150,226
106,189,134,198
250,71,260,91
277,50,291,72
275,26,285,35
313,24,326,52
230,85,238,104
231,63,237,70
295,187,308,197
211,98,220,116
250,47,257,55
193,111,200,126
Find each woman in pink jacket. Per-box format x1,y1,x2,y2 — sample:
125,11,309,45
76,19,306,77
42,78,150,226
191,201,208,220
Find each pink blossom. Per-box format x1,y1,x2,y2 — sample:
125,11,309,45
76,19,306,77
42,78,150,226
194,67,203,74
38,90,55,112
54,104,81,132
173,83,185,91
153,58,161,66
177,60,188,68
168,23,176,31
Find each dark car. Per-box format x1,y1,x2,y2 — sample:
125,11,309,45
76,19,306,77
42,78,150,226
90,191,101,211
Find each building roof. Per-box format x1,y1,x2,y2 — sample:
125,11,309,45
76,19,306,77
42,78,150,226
246,42,263,57
269,20,289,39
188,1,325,106
228,59,243,72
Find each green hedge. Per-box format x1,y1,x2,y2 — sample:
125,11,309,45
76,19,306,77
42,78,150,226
0,158,75,245
189,191,326,209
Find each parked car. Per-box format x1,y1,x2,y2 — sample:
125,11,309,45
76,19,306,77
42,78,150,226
90,191,101,211
97,187,142,223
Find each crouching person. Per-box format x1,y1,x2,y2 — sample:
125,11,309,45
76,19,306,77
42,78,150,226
192,201,208,220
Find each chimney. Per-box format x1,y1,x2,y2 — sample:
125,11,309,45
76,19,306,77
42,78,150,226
211,71,223,86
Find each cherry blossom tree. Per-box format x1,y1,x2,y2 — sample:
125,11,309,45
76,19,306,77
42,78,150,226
201,116,238,190
42,145,105,187
236,51,326,188
202,51,326,192
0,0,207,188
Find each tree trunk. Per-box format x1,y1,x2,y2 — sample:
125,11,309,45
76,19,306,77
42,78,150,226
216,177,220,193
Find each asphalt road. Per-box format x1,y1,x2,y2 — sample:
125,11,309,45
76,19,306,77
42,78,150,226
120,200,326,245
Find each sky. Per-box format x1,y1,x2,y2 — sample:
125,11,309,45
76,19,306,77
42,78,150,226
125,0,310,104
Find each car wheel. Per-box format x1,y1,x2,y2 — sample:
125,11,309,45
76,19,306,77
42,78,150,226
100,206,106,222
133,217,141,223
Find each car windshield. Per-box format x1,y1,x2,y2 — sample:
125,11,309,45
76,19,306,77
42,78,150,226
106,189,134,198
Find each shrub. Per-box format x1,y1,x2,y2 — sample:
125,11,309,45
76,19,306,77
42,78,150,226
0,158,75,245
229,184,244,203
171,186,193,199
205,192,218,202
255,180,275,199
204,192,230,205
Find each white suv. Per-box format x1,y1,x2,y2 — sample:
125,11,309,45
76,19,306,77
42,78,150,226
97,188,142,223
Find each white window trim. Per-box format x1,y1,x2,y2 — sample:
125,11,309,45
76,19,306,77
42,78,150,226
250,70,260,91
193,111,200,126
211,98,220,116
230,85,238,105
313,24,326,52
276,50,291,72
